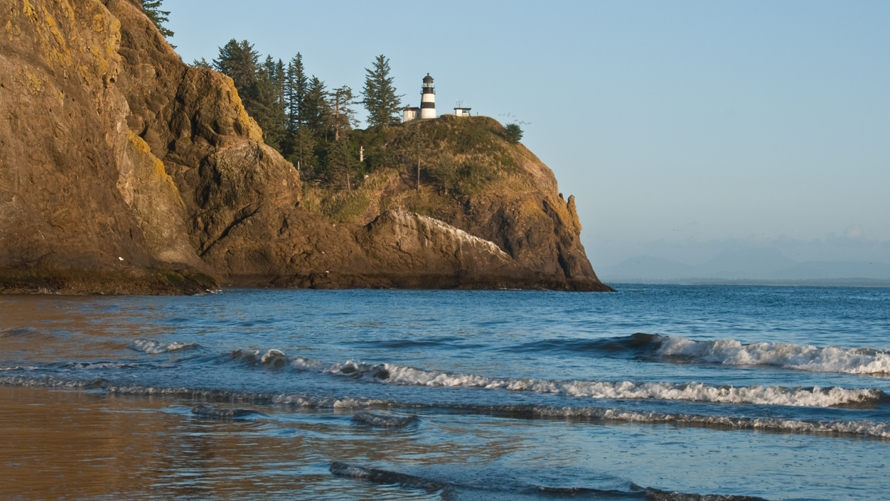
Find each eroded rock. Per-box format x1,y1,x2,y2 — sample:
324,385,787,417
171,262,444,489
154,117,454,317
0,0,611,293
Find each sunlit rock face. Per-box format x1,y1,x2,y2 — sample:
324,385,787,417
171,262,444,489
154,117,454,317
0,0,610,293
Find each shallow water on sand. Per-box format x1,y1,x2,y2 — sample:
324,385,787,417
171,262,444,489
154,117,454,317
1,286,889,499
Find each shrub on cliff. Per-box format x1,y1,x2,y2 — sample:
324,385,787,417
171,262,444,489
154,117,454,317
505,123,524,144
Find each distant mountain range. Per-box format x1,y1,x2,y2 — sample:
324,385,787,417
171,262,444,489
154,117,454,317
598,248,890,285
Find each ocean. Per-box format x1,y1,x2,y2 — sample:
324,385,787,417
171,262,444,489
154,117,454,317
1,285,888,500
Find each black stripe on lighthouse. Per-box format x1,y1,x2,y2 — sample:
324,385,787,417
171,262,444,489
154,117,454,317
421,102,435,109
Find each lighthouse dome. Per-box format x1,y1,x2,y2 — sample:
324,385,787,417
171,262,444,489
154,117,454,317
423,74,434,83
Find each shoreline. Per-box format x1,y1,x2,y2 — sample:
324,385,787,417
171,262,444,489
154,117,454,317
0,268,613,296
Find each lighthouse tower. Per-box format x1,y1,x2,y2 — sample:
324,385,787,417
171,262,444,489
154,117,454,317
420,74,436,119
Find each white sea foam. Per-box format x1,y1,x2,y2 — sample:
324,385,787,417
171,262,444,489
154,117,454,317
0,375,106,389
129,339,199,354
66,362,143,370
221,348,885,407
655,335,890,375
260,349,288,368
530,406,890,439
102,383,387,409
2,375,887,440
282,357,883,408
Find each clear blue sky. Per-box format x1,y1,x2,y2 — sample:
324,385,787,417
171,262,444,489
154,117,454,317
165,0,890,269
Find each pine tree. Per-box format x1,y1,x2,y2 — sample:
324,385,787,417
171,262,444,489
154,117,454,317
362,55,402,128
289,126,316,173
285,54,309,133
213,41,289,150
303,77,329,136
270,58,286,106
327,140,358,191
259,56,286,117
329,86,357,142
252,56,287,150
213,39,259,94
140,0,174,40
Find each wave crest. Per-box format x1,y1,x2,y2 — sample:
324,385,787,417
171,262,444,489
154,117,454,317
229,351,884,408
655,336,890,375
220,347,887,407
2,375,887,440
129,339,199,354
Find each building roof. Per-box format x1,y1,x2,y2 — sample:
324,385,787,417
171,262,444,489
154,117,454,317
423,73,434,83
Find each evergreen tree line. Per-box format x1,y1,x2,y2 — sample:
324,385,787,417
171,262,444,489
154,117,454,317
140,2,525,194
194,41,403,187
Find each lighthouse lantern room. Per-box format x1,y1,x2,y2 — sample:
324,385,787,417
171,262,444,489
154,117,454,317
420,73,436,119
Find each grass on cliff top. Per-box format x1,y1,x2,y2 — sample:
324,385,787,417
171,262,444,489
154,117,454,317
303,116,540,224
301,169,397,224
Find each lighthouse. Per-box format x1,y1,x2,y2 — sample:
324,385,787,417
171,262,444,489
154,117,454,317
420,73,436,119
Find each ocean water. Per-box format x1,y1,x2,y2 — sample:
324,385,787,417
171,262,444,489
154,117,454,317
1,285,889,500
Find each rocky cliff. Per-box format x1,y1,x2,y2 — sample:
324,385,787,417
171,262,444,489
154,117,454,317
0,0,611,293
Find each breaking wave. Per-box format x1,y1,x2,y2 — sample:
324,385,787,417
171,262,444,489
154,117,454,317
0,375,107,389
129,339,200,354
57,361,178,371
231,349,886,408
508,333,890,376
0,366,38,372
524,405,890,439
653,335,890,375
1,375,887,440
328,360,884,408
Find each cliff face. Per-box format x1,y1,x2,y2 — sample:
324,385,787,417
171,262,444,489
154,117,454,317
0,0,611,293
0,0,213,293
303,116,606,289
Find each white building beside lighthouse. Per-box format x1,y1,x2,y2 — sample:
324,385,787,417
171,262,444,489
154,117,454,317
454,100,472,117
403,106,419,122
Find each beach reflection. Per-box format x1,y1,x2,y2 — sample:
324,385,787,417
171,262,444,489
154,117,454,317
0,387,529,499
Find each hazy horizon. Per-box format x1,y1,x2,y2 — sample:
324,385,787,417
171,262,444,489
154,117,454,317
163,0,890,277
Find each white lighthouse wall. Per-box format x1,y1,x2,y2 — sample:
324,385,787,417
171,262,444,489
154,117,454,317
421,108,436,119
422,94,435,104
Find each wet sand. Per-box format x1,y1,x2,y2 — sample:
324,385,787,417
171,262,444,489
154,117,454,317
0,386,175,499
0,386,438,500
